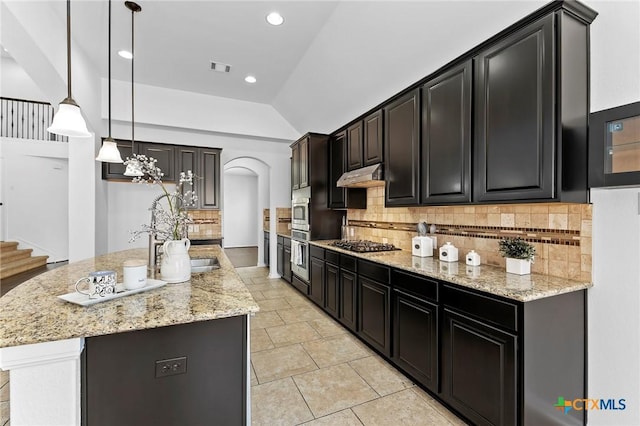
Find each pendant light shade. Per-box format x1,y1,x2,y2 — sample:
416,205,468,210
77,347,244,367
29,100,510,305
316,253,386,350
96,138,124,163
122,1,143,177
48,0,91,138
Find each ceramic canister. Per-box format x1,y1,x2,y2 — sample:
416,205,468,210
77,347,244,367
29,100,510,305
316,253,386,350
439,242,459,263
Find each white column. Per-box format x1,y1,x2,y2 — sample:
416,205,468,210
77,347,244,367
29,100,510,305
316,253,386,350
0,338,84,426
68,135,96,262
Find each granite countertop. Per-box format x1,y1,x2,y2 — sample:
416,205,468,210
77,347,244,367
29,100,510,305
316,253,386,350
0,246,259,349
310,240,592,302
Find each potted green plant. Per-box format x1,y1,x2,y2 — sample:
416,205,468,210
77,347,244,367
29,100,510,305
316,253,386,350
498,237,536,275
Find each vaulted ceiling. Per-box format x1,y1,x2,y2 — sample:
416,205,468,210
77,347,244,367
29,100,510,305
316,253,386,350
42,1,560,134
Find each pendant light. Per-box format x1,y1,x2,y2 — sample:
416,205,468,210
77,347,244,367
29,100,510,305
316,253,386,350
47,0,91,138
123,1,143,177
96,0,123,163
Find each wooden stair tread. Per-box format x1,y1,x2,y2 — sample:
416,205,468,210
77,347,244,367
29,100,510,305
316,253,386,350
0,241,19,252
0,256,49,280
0,248,33,262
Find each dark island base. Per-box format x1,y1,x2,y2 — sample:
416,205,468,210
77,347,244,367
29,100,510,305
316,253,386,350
82,316,247,426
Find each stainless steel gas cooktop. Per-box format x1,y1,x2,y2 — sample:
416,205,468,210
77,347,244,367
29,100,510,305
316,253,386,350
330,240,398,253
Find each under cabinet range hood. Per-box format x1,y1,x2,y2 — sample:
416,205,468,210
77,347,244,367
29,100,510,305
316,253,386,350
337,164,385,188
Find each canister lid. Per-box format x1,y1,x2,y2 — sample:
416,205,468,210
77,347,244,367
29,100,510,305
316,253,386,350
123,258,147,267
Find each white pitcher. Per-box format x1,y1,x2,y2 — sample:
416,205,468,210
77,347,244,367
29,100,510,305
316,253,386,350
161,238,191,283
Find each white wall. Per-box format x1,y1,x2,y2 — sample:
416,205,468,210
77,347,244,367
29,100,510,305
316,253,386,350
223,172,258,248
589,188,640,425
0,138,68,262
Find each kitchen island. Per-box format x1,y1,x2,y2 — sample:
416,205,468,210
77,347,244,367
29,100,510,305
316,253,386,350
0,245,259,425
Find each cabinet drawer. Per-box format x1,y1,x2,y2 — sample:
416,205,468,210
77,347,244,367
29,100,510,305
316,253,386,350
442,285,518,332
325,249,339,265
310,245,324,260
292,275,309,295
358,259,390,284
340,254,357,272
391,269,438,302
283,237,291,248
277,236,284,245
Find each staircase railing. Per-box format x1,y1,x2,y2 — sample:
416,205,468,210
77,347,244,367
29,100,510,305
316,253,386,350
0,97,67,142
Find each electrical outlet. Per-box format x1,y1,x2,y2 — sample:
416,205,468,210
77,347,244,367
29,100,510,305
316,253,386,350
155,356,187,378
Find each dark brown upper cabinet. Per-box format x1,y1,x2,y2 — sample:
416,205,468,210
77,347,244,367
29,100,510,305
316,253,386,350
138,142,176,182
474,9,592,203
364,110,383,166
176,146,221,210
291,136,310,190
347,121,364,171
291,142,301,190
421,60,472,205
384,89,420,206
328,131,366,209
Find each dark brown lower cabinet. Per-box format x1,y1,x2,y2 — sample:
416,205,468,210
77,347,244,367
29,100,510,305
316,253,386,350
309,257,325,306
441,309,516,426
83,317,246,425
357,276,391,357
325,262,339,319
276,237,284,277
263,231,269,266
392,290,438,393
283,243,292,283
291,274,309,295
339,270,357,332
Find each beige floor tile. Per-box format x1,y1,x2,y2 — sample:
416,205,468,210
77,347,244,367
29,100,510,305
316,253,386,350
277,306,325,324
262,288,296,299
294,364,378,418
307,317,347,338
266,322,322,347
252,344,318,383
249,290,266,301
0,371,8,388
251,328,275,353
246,282,283,292
250,311,284,329
251,377,314,426
250,364,258,387
0,401,8,425
352,389,451,425
349,356,414,396
285,293,312,307
410,388,468,426
0,382,8,403
302,334,369,368
257,298,292,312
301,409,363,425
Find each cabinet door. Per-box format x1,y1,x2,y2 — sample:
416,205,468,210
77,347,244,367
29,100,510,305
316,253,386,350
422,61,472,204
283,246,292,283
325,263,339,319
176,147,199,207
339,270,357,332
358,276,391,356
299,137,309,188
291,144,300,190
309,257,325,307
138,142,176,182
328,131,347,208
393,291,438,392
102,139,133,180
200,149,220,209
263,232,270,266
364,110,383,166
474,14,554,202
442,309,516,426
384,89,420,206
277,243,284,276
347,121,364,171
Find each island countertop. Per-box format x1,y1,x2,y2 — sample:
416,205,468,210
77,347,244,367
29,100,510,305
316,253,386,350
0,246,259,349
310,240,592,302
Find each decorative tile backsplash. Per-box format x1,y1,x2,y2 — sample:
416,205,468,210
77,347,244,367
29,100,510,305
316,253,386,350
188,210,222,239
263,207,292,235
347,187,592,281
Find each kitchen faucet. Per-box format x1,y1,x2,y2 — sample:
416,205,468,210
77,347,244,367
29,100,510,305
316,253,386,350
148,193,168,275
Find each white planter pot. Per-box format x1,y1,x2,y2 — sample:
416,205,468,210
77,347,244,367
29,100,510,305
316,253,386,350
505,257,531,275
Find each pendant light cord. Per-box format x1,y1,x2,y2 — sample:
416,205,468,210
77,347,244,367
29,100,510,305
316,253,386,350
131,3,135,151
66,0,72,99
108,0,112,138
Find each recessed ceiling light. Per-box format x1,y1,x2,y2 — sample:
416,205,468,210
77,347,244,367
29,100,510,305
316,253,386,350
118,50,133,59
266,12,284,26
245,75,257,84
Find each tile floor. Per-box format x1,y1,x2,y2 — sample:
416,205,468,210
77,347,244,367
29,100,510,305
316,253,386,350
224,246,259,268
236,266,468,426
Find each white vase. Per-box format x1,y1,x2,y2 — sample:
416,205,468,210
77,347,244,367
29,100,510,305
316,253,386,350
505,257,531,275
161,238,191,283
